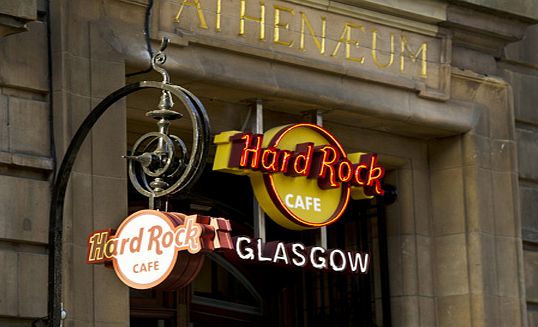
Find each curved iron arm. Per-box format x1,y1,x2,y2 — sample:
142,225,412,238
47,81,210,327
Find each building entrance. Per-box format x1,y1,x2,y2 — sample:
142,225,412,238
128,167,392,326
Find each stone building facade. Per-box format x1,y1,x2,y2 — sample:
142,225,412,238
1,0,538,326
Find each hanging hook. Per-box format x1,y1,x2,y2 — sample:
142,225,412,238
152,37,171,84
159,36,170,52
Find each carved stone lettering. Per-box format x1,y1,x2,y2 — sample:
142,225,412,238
159,0,450,99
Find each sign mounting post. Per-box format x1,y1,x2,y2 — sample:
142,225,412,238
311,110,328,249
253,99,266,241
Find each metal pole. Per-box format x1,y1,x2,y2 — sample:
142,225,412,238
315,112,328,249
253,99,266,241
305,110,328,248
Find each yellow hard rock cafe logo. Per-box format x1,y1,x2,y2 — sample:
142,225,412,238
213,123,385,230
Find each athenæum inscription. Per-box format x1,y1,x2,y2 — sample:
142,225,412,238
159,0,448,97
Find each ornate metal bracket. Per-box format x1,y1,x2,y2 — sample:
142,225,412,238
123,38,209,209
48,37,210,326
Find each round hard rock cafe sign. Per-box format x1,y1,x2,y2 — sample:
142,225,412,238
213,123,385,230
86,210,232,289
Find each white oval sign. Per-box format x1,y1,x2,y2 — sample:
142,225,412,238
113,211,180,289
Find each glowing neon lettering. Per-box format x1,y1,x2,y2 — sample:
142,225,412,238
226,132,385,196
232,236,369,273
213,124,386,230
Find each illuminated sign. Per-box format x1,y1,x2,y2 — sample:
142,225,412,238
86,210,372,286
234,236,370,273
213,123,385,230
87,210,233,289
87,126,382,287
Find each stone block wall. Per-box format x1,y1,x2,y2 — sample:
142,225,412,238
49,0,131,325
0,0,132,325
0,0,36,37
500,24,538,327
0,15,51,327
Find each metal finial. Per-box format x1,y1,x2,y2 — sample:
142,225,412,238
125,36,206,209
152,37,171,84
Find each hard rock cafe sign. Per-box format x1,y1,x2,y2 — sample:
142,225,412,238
86,210,233,289
213,123,385,230
86,123,383,289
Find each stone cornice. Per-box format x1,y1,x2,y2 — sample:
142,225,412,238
0,0,36,37
335,0,447,24
441,4,531,56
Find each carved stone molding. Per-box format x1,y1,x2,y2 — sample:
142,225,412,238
0,0,36,37
441,4,531,56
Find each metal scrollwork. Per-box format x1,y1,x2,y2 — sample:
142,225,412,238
124,37,210,208
151,37,170,84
